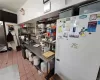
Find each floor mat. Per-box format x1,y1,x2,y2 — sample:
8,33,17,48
0,64,20,80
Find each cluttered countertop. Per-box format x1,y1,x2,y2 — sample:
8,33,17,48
22,41,55,63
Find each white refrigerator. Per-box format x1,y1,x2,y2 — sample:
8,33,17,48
55,11,100,80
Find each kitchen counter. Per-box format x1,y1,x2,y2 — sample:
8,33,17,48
23,43,55,62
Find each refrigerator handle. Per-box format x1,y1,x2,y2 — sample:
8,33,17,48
56,38,60,62
56,58,60,61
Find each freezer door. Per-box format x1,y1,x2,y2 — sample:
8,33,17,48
55,38,70,79
55,12,100,80
55,18,69,79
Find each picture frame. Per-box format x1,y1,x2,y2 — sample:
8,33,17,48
43,0,49,4
44,1,51,13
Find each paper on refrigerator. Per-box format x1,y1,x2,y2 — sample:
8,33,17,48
62,20,71,39
57,18,66,39
69,17,80,38
65,20,70,31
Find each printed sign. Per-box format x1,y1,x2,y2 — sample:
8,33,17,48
89,14,97,21
79,15,87,19
88,21,97,32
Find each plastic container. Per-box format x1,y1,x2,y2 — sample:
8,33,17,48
28,52,32,57
33,56,40,66
29,56,33,62
25,49,29,58
41,62,50,73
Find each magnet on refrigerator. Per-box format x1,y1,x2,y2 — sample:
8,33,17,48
88,21,97,32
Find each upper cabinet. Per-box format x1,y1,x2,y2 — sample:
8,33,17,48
79,1,100,15
2,11,17,23
17,0,87,24
0,10,17,23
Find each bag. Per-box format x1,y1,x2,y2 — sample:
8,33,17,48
7,31,14,42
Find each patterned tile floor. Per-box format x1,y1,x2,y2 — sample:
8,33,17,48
0,51,45,80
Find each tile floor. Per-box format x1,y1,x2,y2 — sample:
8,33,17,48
0,51,45,80
0,64,20,80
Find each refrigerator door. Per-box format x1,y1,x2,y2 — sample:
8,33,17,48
55,18,69,79
55,12,100,80
0,21,7,51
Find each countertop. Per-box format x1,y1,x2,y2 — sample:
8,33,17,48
23,43,55,63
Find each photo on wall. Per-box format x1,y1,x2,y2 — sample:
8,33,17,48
43,0,49,4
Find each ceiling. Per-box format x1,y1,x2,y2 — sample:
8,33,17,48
0,0,27,13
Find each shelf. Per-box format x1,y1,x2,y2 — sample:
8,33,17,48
22,44,55,80
43,41,55,45
22,27,35,28
37,16,59,24
20,32,35,35
20,33,30,35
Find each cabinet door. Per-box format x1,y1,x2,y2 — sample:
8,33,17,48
0,10,3,21
79,1,100,15
2,11,17,23
59,9,73,18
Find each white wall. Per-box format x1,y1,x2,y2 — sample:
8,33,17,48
17,0,87,24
